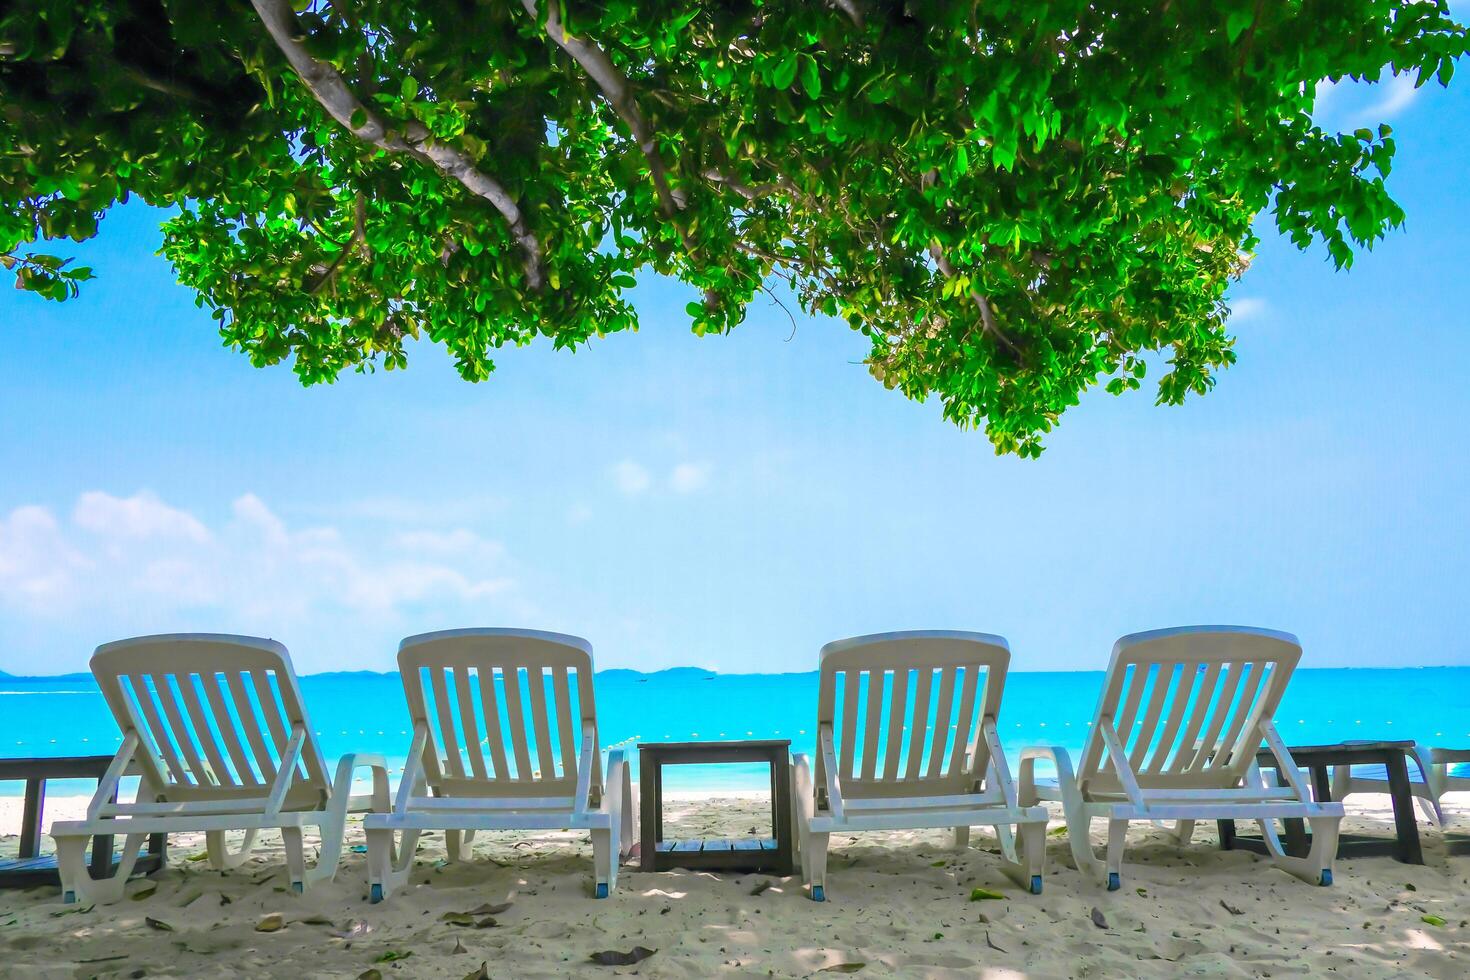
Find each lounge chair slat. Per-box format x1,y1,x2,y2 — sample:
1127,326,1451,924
948,663,981,779
925,666,957,779
527,667,556,782
1216,662,1269,775
152,672,212,786
128,673,192,786
1183,659,1247,774
453,665,486,780
501,665,534,780
860,670,886,781
249,671,292,767
1128,663,1177,771
429,665,465,779
176,673,234,787
1166,662,1220,773
199,670,260,786
476,667,510,781
839,669,860,781
227,670,278,781
1145,663,1198,774
905,666,934,780
552,665,577,783
881,667,910,781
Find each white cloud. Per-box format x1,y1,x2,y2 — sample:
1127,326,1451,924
0,491,526,635
1358,72,1420,123
73,490,209,544
1227,297,1269,323
610,460,652,495
670,462,712,494
1317,70,1423,129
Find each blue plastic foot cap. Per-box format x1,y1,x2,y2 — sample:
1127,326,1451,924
1107,872,1121,892
62,890,76,905
595,882,610,899
1319,870,1333,887
369,883,384,904
811,885,826,903
1030,875,1043,895
291,881,304,894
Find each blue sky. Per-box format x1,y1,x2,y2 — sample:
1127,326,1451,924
1,70,1467,675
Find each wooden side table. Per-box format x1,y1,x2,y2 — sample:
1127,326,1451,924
1218,740,1425,865
0,755,167,888
638,739,793,875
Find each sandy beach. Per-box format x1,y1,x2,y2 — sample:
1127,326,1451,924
2,793,1467,978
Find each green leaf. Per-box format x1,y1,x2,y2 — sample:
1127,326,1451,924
800,56,822,99
772,53,799,90
349,107,367,130
401,76,418,101
1225,9,1254,44
1421,914,1446,927
969,888,1005,901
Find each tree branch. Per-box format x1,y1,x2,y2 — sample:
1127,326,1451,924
521,0,685,217
829,0,867,30
250,0,545,291
927,241,1021,357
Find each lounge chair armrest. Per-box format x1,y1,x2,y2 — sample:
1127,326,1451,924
1258,719,1316,805
1018,745,1078,807
791,753,816,825
331,752,393,813
818,725,844,820
603,748,627,802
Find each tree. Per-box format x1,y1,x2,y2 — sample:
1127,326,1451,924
3,1,1464,455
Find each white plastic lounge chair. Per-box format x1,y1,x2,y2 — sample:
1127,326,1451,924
364,628,633,902
1020,626,1343,890
791,631,1049,901
1328,743,1449,826
51,634,390,904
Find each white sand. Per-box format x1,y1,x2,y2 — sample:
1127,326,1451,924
2,793,1467,978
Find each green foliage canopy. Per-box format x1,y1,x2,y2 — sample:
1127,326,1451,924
3,1,1466,454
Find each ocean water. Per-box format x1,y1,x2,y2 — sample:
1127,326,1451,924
2,667,1466,797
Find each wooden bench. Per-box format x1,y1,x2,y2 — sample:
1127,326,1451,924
0,755,166,889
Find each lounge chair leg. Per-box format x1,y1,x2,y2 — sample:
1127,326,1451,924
206,828,259,870
1171,819,1195,845
55,832,148,905
1104,819,1128,890
281,827,306,893
592,826,614,898
994,822,1018,863
1263,814,1340,886
365,828,417,903
953,826,970,850
446,830,468,864
997,820,1047,894
806,832,829,901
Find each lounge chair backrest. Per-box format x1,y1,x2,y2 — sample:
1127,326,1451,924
816,631,1010,800
397,628,599,799
90,634,329,808
1077,626,1301,794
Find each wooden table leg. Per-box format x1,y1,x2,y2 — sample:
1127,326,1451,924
1384,752,1425,865
19,777,44,858
770,749,793,876
639,753,658,873
91,779,120,877
1276,767,1308,857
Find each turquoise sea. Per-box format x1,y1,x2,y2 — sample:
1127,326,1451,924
2,667,1466,796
